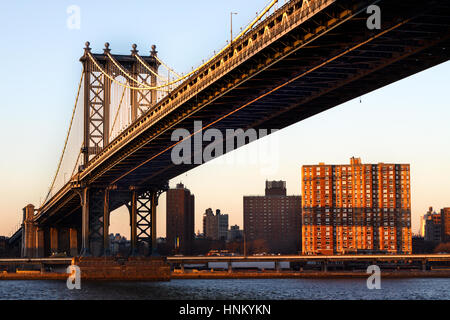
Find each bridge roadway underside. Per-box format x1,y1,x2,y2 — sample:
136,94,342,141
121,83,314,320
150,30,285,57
37,0,450,241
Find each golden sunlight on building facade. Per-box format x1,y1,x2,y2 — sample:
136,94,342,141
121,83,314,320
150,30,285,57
302,157,412,255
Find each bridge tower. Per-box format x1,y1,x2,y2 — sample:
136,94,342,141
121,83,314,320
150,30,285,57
76,42,164,257
79,42,160,165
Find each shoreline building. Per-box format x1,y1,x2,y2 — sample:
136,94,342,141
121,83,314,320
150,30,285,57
420,207,450,243
441,208,450,243
203,209,229,241
166,183,195,255
423,207,442,243
109,233,130,256
302,157,412,255
227,225,244,242
244,181,302,254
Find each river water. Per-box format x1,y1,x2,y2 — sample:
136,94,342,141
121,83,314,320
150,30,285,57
0,278,449,300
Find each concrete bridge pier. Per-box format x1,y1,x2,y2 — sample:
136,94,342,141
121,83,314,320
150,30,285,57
22,204,36,258
49,227,58,255
35,227,45,257
69,228,78,257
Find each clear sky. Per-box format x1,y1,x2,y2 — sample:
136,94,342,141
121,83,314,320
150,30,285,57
0,1,449,239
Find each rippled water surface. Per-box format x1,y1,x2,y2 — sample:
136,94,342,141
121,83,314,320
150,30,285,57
0,278,449,300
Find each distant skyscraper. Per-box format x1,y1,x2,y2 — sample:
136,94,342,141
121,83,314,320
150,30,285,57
441,208,450,243
166,183,195,255
419,210,429,237
203,209,229,241
423,207,442,242
302,157,412,255
227,225,243,242
243,181,302,254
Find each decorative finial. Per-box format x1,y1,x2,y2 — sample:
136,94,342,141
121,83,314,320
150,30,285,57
84,41,91,52
151,44,157,57
131,43,138,55
104,42,111,53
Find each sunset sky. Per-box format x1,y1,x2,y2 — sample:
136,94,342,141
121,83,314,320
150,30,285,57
0,0,449,239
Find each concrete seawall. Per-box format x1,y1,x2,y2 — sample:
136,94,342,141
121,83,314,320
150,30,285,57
171,270,450,279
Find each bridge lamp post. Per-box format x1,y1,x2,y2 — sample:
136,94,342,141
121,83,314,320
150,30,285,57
230,12,238,45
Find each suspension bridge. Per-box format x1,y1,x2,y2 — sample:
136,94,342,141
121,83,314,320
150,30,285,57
9,0,450,258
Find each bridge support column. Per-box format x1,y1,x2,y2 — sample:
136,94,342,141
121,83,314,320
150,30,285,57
50,227,58,255
103,189,111,256
422,259,427,272
88,189,107,257
150,191,158,255
35,227,45,258
275,261,281,273
130,189,138,256
128,184,167,256
69,228,78,257
22,204,36,258
78,187,107,257
322,260,328,272
80,187,90,256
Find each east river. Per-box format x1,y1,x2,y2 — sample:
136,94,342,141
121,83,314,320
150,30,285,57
0,278,449,300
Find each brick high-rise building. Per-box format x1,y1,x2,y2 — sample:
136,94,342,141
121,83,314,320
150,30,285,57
244,181,302,254
166,183,195,255
302,157,412,255
440,208,450,243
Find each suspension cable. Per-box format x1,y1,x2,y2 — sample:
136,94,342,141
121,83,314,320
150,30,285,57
89,52,173,91
134,53,170,82
110,85,128,139
154,56,181,78
108,51,179,90
106,52,150,87
87,0,279,92
70,149,82,178
109,51,182,90
44,71,84,202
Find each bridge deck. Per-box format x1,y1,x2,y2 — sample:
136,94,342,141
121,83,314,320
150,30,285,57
36,0,450,226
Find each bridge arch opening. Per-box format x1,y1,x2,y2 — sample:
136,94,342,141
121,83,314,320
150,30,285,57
108,205,131,257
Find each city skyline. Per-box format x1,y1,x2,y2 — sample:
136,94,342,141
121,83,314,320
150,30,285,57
0,1,449,307
0,0,449,241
